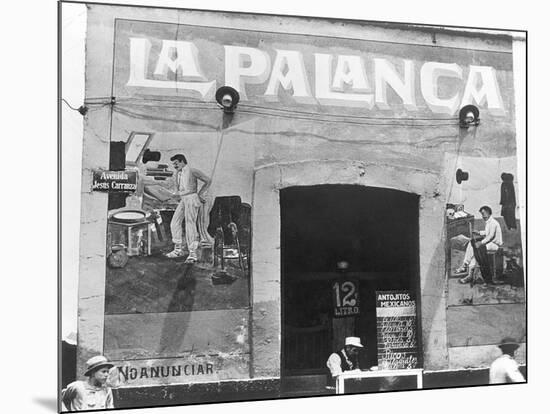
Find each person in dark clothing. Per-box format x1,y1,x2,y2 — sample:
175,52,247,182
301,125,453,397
500,173,517,230
326,336,363,387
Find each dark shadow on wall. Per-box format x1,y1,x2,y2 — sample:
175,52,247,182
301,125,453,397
108,141,127,210
158,263,196,355
61,340,77,388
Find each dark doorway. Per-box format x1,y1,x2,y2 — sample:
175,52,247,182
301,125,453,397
280,185,420,383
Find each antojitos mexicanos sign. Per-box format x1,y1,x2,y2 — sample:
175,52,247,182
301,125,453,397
124,35,507,116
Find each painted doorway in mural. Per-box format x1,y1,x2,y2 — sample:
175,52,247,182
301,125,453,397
280,185,421,394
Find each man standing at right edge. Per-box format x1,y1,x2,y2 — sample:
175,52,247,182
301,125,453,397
489,338,525,384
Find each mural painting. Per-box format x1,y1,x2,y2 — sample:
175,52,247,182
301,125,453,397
446,160,525,367
63,5,526,410
100,129,252,384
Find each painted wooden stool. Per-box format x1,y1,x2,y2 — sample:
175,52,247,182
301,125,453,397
487,248,505,284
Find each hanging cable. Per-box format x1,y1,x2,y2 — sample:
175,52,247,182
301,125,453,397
62,98,80,111
209,123,226,187
112,105,219,130
62,98,88,116
113,104,465,146
115,101,458,128
118,98,456,123
86,94,459,122
237,108,458,127
239,102,457,121
115,101,219,111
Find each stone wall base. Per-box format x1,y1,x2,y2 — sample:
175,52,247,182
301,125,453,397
112,366,526,409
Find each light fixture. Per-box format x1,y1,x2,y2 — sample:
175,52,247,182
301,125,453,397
336,261,349,272
456,168,469,184
215,86,240,114
459,105,480,128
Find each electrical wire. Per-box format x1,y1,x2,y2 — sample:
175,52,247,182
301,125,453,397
115,102,458,128
86,103,112,113
236,108,458,127
113,100,459,127
112,106,219,130
64,98,112,116
61,98,81,112
84,100,113,106
239,102,457,121
83,96,115,101
85,94,459,122
118,98,457,123
115,101,218,111
111,105,467,151
209,125,226,187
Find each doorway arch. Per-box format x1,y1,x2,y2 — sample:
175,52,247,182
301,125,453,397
279,184,420,381
249,160,448,380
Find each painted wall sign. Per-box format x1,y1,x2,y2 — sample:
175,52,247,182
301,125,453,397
111,354,250,387
92,170,138,192
376,290,419,370
113,19,513,117
332,279,360,317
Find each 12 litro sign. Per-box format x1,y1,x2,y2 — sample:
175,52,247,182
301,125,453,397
333,279,360,317
92,170,138,192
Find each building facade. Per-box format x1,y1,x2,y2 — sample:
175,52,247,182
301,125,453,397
74,3,526,408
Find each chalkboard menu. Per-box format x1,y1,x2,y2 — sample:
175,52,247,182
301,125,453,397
376,290,418,370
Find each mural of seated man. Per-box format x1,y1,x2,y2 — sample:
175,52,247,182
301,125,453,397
453,205,502,284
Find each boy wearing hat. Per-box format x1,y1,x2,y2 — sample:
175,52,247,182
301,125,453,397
61,355,115,411
489,338,525,384
326,336,363,387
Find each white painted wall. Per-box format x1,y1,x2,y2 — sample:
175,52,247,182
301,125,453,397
61,2,86,341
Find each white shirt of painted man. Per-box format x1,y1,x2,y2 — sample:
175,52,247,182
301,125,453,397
462,214,504,269
489,354,525,384
175,164,210,197
170,163,210,250
479,215,503,249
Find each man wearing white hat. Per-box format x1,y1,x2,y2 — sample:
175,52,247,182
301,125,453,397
326,336,364,388
61,355,115,411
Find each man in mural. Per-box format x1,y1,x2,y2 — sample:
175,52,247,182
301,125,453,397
455,206,503,284
165,154,211,263
489,338,525,383
326,336,363,387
